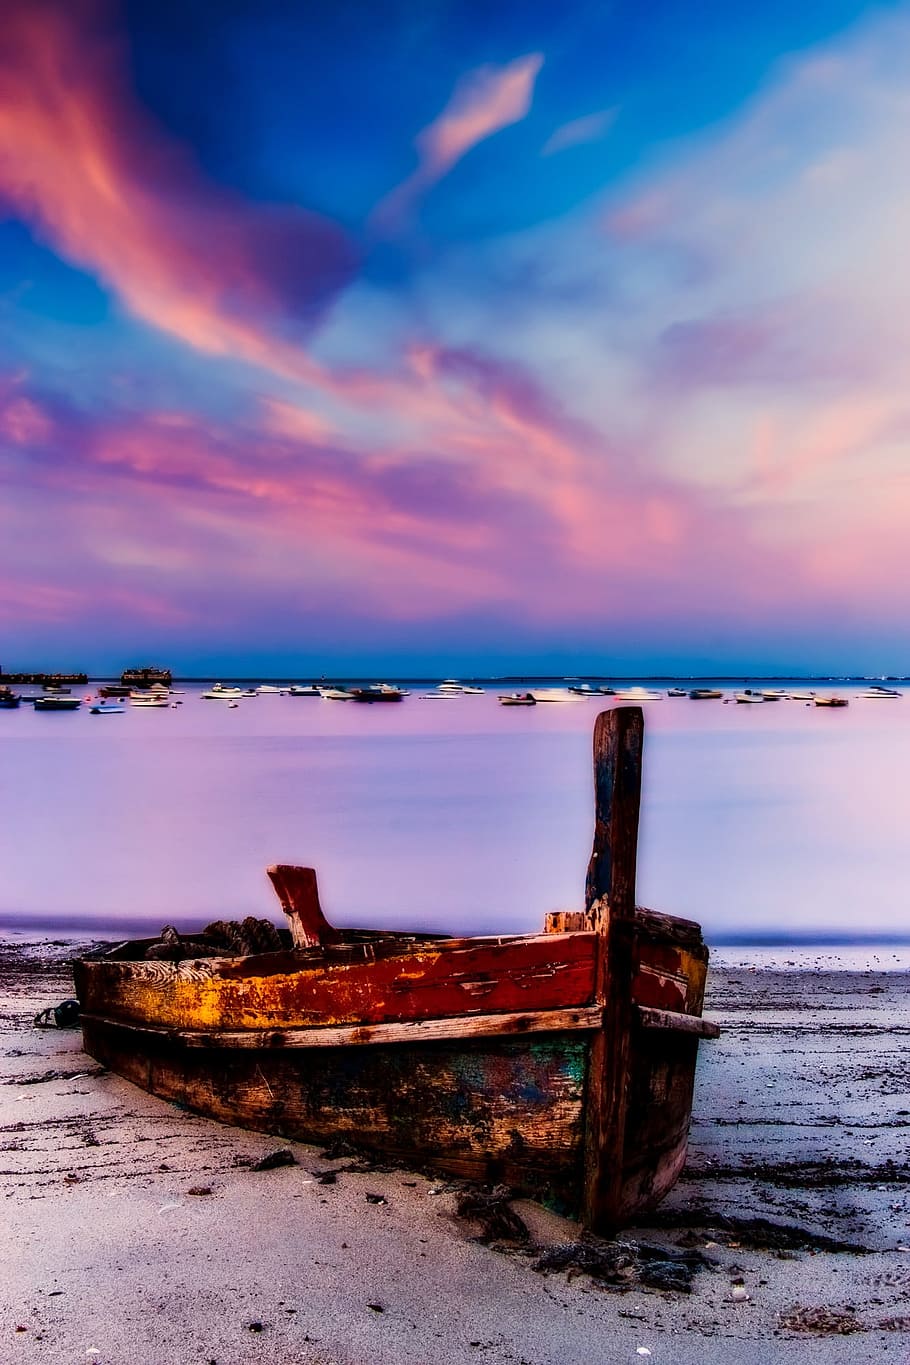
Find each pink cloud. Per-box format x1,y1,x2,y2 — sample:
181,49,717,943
373,54,543,229
0,1,355,378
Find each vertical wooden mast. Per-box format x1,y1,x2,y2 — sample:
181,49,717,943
582,705,644,1232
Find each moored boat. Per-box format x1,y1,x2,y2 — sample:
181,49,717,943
614,687,662,702
528,688,579,702
859,685,901,699
350,686,405,703
688,688,722,700
201,685,244,700
667,687,687,698
121,665,172,689
90,701,125,714
498,692,536,706
0,685,21,709
734,692,763,704
33,695,81,711
814,696,849,708
288,684,321,696
130,693,170,708
74,709,717,1231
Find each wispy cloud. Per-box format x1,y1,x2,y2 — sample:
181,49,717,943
0,1,356,378
373,54,543,230
542,108,616,156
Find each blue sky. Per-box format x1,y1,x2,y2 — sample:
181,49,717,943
1,0,908,674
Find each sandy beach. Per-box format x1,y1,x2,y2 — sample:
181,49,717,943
1,940,908,1364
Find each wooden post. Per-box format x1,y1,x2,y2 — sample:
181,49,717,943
582,706,643,1232
267,865,341,949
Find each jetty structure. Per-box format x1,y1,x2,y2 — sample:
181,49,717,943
0,667,88,686
74,707,717,1231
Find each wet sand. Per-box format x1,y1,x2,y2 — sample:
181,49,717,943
1,941,908,1364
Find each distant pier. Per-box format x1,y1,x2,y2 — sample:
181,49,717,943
0,669,88,686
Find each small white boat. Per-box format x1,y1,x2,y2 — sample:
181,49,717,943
256,685,282,695
528,689,579,703
320,688,353,701
760,690,785,701
201,686,244,700
288,685,321,697
460,686,484,695
815,696,849,708
614,688,662,702
667,688,687,698
859,685,901,699
499,692,536,707
734,692,764,704
90,702,125,715
130,695,170,708
787,691,816,701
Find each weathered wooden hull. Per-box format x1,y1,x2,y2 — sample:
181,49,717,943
74,909,713,1226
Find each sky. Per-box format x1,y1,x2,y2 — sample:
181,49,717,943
1,0,909,676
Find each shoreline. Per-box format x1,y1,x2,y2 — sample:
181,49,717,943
1,940,909,1361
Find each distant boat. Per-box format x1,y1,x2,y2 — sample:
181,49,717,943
614,688,662,702
859,685,901,699
814,696,849,708
256,685,283,694
0,686,21,709
201,685,244,700
667,687,687,698
499,692,536,706
121,665,172,689
130,694,170,708
688,688,722,700
34,695,81,711
350,687,404,703
436,680,464,693
787,691,816,701
98,685,132,698
90,702,125,715
528,689,578,702
320,688,354,701
760,690,786,701
288,685,321,697
734,692,764,704
460,686,484,695
570,684,600,696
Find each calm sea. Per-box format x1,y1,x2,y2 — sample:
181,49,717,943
1,682,908,949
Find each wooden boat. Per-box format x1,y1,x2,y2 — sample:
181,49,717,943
73,708,718,1231
688,688,722,700
814,696,849,708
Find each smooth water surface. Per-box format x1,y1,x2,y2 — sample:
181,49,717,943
1,684,908,939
